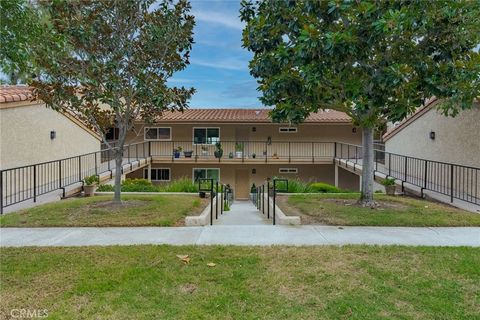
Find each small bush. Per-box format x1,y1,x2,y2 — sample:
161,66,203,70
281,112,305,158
96,184,114,192
159,177,198,192
309,182,343,193
121,179,159,192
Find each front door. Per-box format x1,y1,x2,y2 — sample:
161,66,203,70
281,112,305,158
235,169,250,200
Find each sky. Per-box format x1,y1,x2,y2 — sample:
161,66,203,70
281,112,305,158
170,0,262,108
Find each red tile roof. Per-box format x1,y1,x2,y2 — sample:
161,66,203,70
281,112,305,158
156,108,351,123
0,85,34,103
0,86,351,123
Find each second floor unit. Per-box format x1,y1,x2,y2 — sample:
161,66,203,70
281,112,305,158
125,108,361,164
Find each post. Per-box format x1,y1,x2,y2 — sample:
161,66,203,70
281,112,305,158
220,184,223,215
267,180,270,219
311,142,314,163
0,170,3,215
422,160,428,198
272,180,276,225
262,184,264,214
148,141,151,157
78,156,82,183
334,165,339,188
58,160,62,189
402,156,407,192
334,142,337,158
288,142,291,163
388,153,391,176
450,164,454,203
216,181,219,219
94,152,98,175
33,165,37,203
210,180,214,226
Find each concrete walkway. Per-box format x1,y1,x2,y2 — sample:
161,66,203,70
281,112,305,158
215,201,269,225
1,226,479,247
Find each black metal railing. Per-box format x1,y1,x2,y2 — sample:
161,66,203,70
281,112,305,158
334,142,480,205
252,178,288,225
0,141,150,214
198,178,232,225
149,140,335,163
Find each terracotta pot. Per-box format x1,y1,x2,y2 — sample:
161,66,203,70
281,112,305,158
385,185,396,196
84,185,97,197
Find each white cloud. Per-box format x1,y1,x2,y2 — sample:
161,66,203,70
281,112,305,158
193,10,244,30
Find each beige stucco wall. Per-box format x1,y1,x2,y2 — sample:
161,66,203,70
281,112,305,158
385,103,480,167
0,102,101,169
127,163,360,195
126,122,362,145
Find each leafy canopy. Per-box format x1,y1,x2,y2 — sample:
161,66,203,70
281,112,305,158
31,0,195,142
241,0,480,127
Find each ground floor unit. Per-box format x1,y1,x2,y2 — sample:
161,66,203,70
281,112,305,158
127,163,360,199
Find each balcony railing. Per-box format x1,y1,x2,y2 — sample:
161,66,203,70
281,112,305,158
149,140,336,163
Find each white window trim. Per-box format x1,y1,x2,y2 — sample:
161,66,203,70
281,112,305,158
279,127,298,133
144,127,172,141
192,127,221,145
279,168,298,174
192,168,220,182
145,168,171,181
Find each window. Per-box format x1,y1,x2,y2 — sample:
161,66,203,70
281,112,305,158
144,168,170,181
279,127,297,133
105,127,119,141
193,168,220,182
279,168,298,174
144,127,171,140
193,128,220,144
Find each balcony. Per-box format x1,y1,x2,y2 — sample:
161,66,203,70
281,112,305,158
148,141,335,164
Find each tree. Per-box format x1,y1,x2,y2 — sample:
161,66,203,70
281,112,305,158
30,0,195,203
240,0,480,206
0,0,42,84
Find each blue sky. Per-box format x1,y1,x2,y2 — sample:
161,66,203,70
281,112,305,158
170,0,261,108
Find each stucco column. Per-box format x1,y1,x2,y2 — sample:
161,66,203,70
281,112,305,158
334,165,339,188
147,164,151,181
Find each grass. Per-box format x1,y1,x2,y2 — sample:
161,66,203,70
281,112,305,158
0,245,479,319
279,193,480,227
0,195,207,227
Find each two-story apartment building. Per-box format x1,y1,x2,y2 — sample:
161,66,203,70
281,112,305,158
125,109,362,199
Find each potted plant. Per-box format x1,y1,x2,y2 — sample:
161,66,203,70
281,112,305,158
272,152,279,159
382,177,396,195
173,146,182,158
228,152,234,159
184,150,193,158
201,145,208,156
214,142,223,158
235,142,244,158
84,175,99,197
252,152,256,159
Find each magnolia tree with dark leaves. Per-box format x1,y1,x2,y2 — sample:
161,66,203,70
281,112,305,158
30,0,195,203
240,0,480,206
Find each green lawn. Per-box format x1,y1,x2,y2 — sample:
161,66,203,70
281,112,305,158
0,195,207,227
279,194,480,227
1,246,479,319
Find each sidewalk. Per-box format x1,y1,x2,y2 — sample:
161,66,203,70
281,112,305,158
1,226,479,247
214,201,269,225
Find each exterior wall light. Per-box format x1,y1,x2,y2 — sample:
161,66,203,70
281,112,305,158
252,168,256,174
50,130,56,140
429,131,435,140
252,127,256,132
352,127,357,133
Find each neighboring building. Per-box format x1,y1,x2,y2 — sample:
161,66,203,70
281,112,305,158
0,86,102,170
124,108,362,199
383,98,480,167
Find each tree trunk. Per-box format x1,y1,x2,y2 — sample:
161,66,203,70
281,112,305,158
113,150,123,204
359,126,376,206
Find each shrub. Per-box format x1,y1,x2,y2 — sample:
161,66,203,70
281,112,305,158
84,175,99,186
309,182,343,193
271,177,312,193
96,184,114,192
121,179,159,192
159,177,198,192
